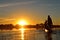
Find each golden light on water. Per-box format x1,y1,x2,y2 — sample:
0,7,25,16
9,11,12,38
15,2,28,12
19,27,30,40
19,27,25,40
21,28,24,40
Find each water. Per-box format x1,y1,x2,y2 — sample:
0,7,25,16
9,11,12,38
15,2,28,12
0,28,60,40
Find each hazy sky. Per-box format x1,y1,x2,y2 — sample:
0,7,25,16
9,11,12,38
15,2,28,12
0,0,60,25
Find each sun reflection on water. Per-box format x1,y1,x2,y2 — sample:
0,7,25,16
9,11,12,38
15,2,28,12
19,26,30,40
19,28,25,40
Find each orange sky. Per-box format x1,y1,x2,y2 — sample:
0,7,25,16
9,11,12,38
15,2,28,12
0,0,60,25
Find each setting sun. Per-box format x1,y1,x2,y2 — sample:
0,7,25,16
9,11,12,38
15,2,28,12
17,20,28,26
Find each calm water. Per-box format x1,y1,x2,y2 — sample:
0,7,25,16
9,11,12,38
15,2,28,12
0,28,60,40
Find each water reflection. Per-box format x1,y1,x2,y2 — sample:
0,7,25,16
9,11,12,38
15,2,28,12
19,28,25,40
0,28,59,40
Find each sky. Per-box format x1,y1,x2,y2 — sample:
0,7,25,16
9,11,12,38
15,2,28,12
0,0,60,25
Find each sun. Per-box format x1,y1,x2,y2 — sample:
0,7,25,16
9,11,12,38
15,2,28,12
17,20,28,26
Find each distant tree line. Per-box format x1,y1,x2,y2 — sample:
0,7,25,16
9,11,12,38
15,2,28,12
0,24,14,30
0,23,44,30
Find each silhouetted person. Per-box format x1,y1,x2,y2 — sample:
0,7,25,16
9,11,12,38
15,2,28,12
44,15,52,40
48,15,53,28
47,15,52,32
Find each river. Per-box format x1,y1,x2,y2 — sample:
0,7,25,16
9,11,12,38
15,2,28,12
0,28,60,40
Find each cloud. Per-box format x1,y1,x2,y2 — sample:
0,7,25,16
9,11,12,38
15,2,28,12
0,18,16,23
0,1,36,7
